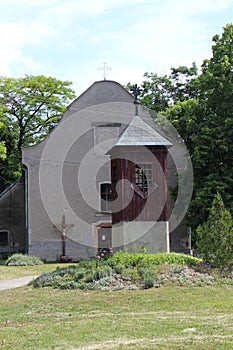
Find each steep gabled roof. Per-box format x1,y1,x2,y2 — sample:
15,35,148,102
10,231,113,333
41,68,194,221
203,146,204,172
114,115,172,147
64,80,134,118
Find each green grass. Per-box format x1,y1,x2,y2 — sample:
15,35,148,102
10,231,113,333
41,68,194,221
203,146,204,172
0,263,75,281
0,284,232,349
0,255,232,349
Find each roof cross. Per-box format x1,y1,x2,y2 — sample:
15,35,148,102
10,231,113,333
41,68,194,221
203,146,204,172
131,84,142,115
98,62,112,80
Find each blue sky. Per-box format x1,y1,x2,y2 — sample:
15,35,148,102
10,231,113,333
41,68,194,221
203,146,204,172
0,0,232,96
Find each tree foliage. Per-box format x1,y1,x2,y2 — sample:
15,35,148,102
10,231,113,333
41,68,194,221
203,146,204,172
136,62,198,112
131,24,233,235
197,193,233,268
188,24,233,230
0,75,75,191
0,142,6,160
0,117,6,160
0,75,75,151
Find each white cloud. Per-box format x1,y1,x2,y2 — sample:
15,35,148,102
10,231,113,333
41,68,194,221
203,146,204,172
0,0,232,93
0,22,25,75
19,56,42,71
0,19,56,76
175,0,233,14
3,0,59,7
28,21,56,42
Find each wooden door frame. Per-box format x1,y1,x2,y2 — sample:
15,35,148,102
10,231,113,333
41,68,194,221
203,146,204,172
94,222,112,253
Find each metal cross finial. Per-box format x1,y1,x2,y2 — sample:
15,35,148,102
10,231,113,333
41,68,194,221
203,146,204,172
131,84,142,104
98,62,112,80
131,84,142,116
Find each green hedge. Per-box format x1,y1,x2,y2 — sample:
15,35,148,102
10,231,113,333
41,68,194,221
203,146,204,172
108,251,201,268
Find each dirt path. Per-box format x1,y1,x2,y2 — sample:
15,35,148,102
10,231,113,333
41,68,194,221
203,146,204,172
0,276,38,291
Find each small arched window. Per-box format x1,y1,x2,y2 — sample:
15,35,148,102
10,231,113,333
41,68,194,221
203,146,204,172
0,231,9,246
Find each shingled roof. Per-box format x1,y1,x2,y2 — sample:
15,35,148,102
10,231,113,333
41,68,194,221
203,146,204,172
114,115,172,147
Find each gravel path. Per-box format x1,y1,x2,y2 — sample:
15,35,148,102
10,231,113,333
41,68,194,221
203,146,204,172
0,276,38,291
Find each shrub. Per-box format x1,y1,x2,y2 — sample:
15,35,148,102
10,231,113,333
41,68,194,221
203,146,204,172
108,251,200,269
197,192,233,268
96,247,113,260
73,269,85,281
108,251,144,267
113,264,124,274
32,252,215,291
5,253,44,266
33,263,113,289
144,276,154,289
78,259,97,269
93,266,111,280
60,255,73,263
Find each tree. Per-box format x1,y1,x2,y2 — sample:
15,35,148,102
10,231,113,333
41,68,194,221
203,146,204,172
139,73,173,112
162,98,201,153
126,25,233,240
190,24,233,227
0,75,75,151
133,63,198,112
0,142,6,160
197,192,233,268
161,24,233,234
169,63,198,102
0,75,75,191
0,118,6,160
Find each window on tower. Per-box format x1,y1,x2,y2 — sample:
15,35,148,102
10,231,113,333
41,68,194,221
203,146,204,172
135,164,152,193
100,183,112,212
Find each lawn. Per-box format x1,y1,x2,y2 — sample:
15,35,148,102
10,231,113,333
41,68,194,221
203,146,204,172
0,263,74,281
0,282,232,349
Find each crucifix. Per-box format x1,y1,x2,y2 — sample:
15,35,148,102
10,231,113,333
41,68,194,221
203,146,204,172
53,214,74,257
98,62,112,80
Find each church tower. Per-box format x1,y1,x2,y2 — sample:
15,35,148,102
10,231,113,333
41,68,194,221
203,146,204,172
109,114,172,252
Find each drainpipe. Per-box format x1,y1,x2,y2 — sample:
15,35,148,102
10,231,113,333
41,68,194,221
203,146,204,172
187,227,193,256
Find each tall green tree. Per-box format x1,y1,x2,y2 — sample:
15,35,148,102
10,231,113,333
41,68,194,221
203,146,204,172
190,23,233,226
135,63,198,112
0,75,75,191
162,24,233,234
0,75,75,151
197,192,233,268
131,24,233,238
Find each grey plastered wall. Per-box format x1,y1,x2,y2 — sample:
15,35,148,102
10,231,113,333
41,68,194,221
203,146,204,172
112,221,169,253
0,179,26,255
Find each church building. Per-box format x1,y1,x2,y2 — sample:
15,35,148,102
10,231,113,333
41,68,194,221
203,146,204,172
0,80,189,261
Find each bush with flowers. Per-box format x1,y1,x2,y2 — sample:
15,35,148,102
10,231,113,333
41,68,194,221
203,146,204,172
60,255,74,263
96,247,113,261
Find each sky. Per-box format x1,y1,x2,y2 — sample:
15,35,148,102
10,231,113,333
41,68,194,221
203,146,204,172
0,0,233,96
